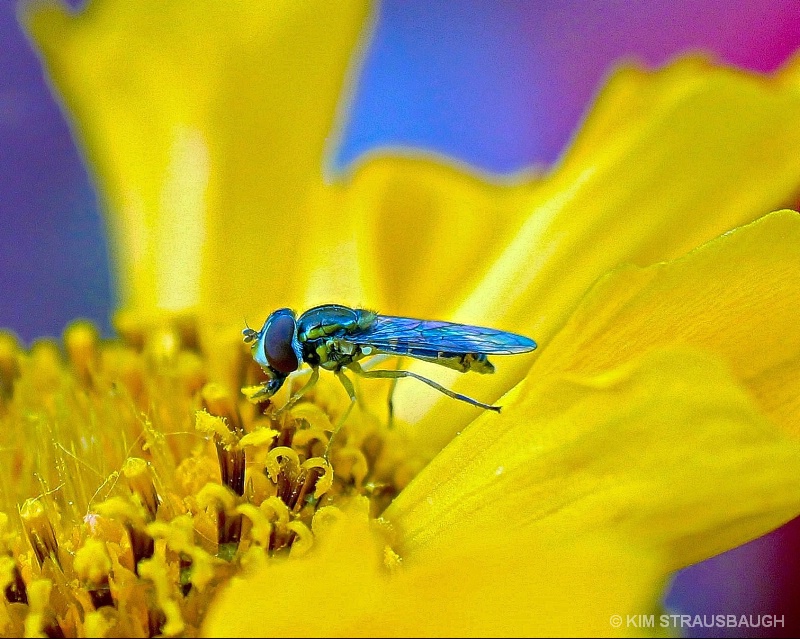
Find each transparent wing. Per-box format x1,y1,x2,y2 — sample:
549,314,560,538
347,315,537,356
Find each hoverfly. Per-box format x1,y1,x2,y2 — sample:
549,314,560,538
242,305,537,424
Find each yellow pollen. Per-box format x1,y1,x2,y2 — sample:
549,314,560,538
24,578,53,639
0,316,418,636
64,321,100,387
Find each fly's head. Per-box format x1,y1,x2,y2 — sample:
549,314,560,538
243,308,304,396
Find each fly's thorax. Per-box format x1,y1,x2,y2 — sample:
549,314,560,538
310,337,363,371
296,305,378,344
337,340,358,357
297,304,358,341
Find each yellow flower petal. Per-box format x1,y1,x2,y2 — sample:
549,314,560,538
385,347,800,572
342,156,540,319
534,209,800,438
19,5,800,633
203,501,663,638
25,0,373,324
396,56,800,453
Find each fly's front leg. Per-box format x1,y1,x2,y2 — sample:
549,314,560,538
243,370,288,404
246,385,273,402
347,361,501,412
325,368,357,459
277,367,320,415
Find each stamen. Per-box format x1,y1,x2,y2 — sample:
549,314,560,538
201,384,246,497
197,482,241,553
94,498,154,574
238,427,279,449
236,503,272,547
0,330,21,407
259,497,291,552
266,446,301,505
28,340,63,396
292,458,333,512
123,457,160,520
20,499,59,568
331,446,369,488
83,610,114,638
1,314,412,636
73,538,114,609
286,521,313,557
275,415,297,448
138,552,185,636
146,515,218,593
63,321,100,388
25,579,63,639
1,555,27,604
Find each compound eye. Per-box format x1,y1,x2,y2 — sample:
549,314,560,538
264,312,300,374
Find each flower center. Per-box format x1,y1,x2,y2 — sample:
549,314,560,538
0,317,418,637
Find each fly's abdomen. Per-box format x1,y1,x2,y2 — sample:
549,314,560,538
376,348,495,374
457,353,495,374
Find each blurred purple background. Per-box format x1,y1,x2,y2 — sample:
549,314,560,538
2,0,800,636
337,0,800,173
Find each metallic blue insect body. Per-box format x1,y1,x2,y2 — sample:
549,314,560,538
243,304,537,415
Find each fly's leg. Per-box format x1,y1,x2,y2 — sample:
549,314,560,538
246,370,289,403
386,357,402,429
277,367,320,415
247,385,273,402
348,361,501,412
324,369,357,459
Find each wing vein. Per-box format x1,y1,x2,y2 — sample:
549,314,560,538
346,315,536,355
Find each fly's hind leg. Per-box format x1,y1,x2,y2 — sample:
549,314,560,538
347,361,501,412
386,357,402,429
324,369,357,459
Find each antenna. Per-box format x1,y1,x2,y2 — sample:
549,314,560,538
242,317,258,343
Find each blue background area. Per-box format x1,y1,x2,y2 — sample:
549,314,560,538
1,1,113,339
336,0,800,173
2,2,800,635
3,0,799,342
